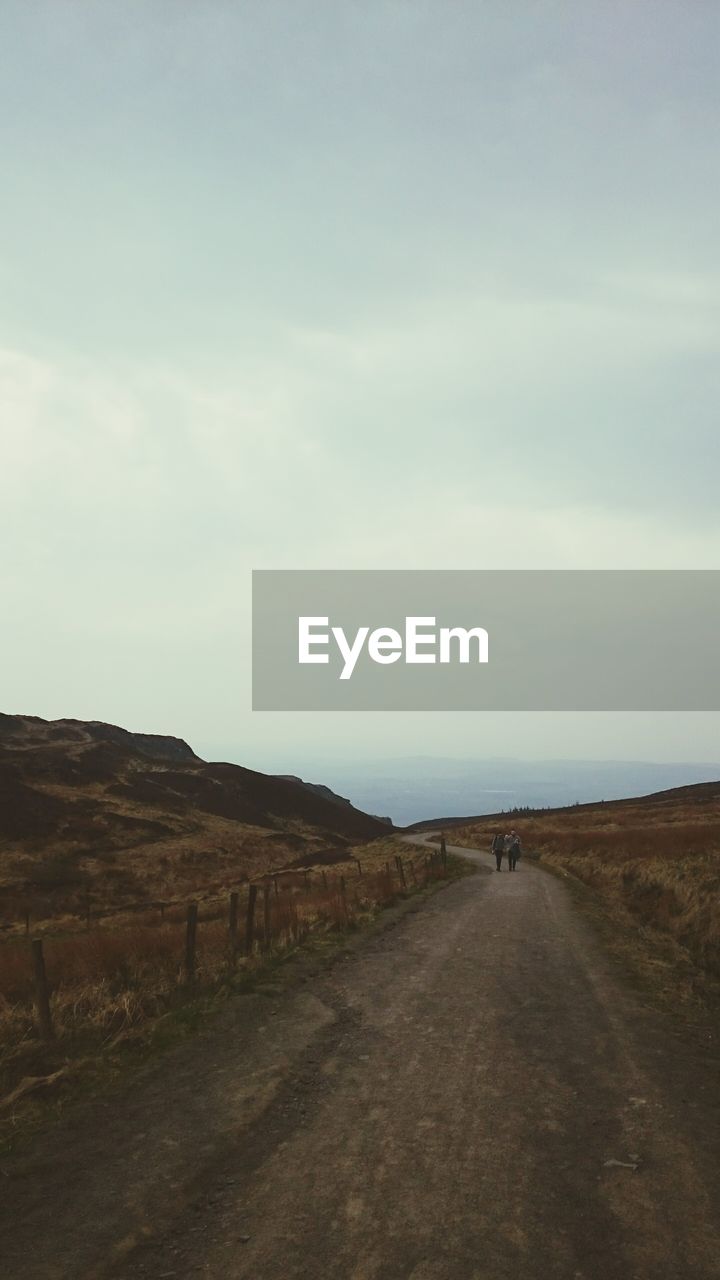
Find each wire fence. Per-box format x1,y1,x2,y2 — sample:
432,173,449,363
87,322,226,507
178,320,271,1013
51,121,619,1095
1,847,452,1052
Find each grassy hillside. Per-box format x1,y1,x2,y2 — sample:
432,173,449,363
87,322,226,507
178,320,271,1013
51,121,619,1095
0,714,390,935
431,781,720,982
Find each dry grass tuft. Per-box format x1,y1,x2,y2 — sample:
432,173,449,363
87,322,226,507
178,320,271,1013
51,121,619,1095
448,795,720,979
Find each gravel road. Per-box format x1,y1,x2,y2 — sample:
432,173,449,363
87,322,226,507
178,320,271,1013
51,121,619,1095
2,838,720,1280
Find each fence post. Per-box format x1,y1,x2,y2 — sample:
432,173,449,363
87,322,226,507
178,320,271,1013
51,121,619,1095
229,891,239,952
263,882,271,950
395,855,407,889
32,939,54,1043
245,885,258,956
410,860,418,885
355,858,363,876
440,834,447,865
185,903,198,981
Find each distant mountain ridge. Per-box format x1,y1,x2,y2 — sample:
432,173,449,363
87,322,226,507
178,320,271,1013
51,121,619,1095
406,777,720,830
276,774,392,826
276,774,355,808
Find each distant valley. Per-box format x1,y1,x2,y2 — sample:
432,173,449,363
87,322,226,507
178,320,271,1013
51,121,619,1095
202,750,720,827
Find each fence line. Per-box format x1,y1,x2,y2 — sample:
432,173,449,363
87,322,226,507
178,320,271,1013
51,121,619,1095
11,853,453,1047
4,851,384,940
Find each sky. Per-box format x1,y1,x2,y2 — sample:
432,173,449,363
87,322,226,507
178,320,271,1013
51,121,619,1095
2,1,720,772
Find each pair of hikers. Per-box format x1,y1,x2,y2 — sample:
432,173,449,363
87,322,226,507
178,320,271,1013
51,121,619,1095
491,830,521,871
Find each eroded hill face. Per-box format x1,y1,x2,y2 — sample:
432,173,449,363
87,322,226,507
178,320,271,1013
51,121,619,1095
0,715,390,927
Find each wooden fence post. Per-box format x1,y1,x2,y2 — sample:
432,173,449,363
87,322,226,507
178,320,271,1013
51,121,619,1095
410,860,417,885
245,885,258,956
355,858,363,876
229,891,239,952
440,834,447,865
32,939,54,1043
263,883,271,949
185,903,198,981
395,855,407,888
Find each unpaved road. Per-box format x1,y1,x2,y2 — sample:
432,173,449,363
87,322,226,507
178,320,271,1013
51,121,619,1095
2,839,720,1280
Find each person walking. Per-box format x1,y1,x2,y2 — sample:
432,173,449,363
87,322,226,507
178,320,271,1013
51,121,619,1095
508,830,521,871
491,831,504,871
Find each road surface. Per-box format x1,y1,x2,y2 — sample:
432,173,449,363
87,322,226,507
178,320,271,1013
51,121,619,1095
2,837,719,1280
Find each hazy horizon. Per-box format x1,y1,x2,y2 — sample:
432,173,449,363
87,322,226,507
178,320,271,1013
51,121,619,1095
194,745,720,826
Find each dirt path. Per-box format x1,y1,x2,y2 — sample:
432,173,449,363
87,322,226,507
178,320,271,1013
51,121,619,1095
2,839,720,1280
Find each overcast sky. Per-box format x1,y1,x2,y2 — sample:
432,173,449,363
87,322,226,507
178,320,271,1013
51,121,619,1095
2,1,719,769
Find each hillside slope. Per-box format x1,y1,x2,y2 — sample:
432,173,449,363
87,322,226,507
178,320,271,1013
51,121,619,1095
406,778,720,831
0,715,390,927
427,781,720,985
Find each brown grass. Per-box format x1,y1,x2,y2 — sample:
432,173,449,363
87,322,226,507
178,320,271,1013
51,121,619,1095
0,715,389,935
446,795,720,979
0,837,447,1101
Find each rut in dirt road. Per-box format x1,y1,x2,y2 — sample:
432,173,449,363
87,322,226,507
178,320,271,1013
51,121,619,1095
3,841,720,1280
